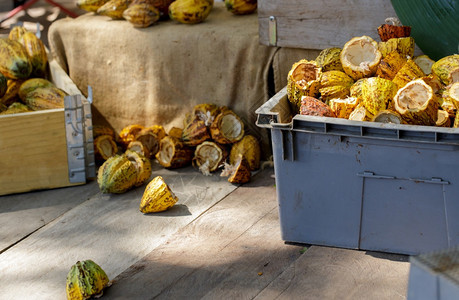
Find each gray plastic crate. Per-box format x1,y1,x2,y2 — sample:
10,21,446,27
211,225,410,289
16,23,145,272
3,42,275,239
256,87,459,255
407,247,459,300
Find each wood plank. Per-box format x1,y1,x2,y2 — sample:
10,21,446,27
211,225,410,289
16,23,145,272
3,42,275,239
256,245,410,299
258,0,398,49
103,167,305,299
0,165,238,299
0,109,73,195
0,180,100,253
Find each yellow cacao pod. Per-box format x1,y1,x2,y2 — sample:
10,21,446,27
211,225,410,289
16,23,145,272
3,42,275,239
287,59,322,112
8,26,28,42
140,176,178,213
0,38,32,80
431,54,459,86
229,134,260,171
76,0,110,12
24,86,66,110
19,31,48,77
97,0,132,19
18,78,54,101
97,153,138,193
224,0,256,15
315,47,344,72
169,0,213,24
123,3,160,27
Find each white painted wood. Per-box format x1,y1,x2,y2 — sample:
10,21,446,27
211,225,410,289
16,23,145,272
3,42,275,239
0,165,238,300
258,0,399,50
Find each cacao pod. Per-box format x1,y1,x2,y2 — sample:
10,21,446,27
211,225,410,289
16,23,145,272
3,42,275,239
431,54,459,86
319,70,354,101
360,77,397,116
76,0,110,12
19,31,48,77
413,55,435,75
221,155,251,184
140,176,178,213
229,134,260,171
119,124,145,146
24,86,66,110
169,0,213,24
0,38,32,80
315,47,344,72
8,26,28,42
193,141,227,175
287,59,321,113
97,153,138,193
299,96,336,117
375,51,407,80
125,149,152,186
0,102,32,115
66,260,109,300
182,117,211,146
97,0,132,19
156,136,193,168
123,3,160,27
377,20,411,42
436,110,451,128
378,37,415,58
0,79,23,107
210,109,245,144
18,78,54,101
224,0,256,15
94,134,118,162
329,97,359,119
392,59,425,90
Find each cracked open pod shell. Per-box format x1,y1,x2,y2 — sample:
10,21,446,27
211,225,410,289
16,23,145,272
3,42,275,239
156,136,193,169
431,54,459,86
378,37,415,58
340,36,382,81
94,134,118,162
287,59,322,112
140,176,178,213
329,97,359,119
392,59,425,89
210,109,244,144
229,134,260,171
193,141,227,175
394,78,438,126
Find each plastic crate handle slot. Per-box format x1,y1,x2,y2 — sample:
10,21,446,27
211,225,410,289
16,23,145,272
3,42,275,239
281,129,295,161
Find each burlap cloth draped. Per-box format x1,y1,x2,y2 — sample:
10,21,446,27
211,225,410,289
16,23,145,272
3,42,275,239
48,2,320,157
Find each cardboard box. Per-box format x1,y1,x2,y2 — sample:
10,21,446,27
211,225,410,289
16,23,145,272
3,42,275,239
258,0,398,49
256,87,459,255
0,60,95,196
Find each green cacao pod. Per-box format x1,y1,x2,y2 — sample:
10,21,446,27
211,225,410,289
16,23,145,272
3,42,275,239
0,38,32,80
66,260,109,300
123,3,160,27
18,78,55,101
24,86,66,110
97,153,139,193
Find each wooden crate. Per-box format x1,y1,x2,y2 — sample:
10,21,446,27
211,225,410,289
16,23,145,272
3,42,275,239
258,0,398,50
0,60,95,196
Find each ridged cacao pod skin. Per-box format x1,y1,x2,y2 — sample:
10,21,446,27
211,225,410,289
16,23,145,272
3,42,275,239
182,117,211,146
169,0,213,24
66,260,109,300
229,135,260,171
8,26,27,42
0,73,8,98
97,154,138,193
140,176,178,213
329,97,359,119
19,32,48,78
319,70,354,101
0,102,32,115
18,78,54,101
392,59,425,90
0,38,32,80
123,3,160,28
377,23,411,42
0,79,22,106
97,0,132,19
360,77,397,116
227,156,251,184
77,0,110,12
24,86,66,110
431,54,459,86
287,59,322,113
315,47,344,72
378,37,415,58
375,51,407,80
224,0,256,15
125,150,152,186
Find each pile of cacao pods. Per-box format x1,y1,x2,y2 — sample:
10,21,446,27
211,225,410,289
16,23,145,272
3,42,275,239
287,19,459,128
76,0,257,28
0,26,67,115
96,103,261,196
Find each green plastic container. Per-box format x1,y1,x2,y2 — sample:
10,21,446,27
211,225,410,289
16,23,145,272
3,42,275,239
391,0,458,60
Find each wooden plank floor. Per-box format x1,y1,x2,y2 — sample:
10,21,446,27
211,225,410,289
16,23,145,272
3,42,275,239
0,165,410,299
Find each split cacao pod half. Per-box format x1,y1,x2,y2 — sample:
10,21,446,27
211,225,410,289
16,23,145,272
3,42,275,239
445,82,459,110
210,109,245,144
229,134,260,171
192,103,220,126
377,18,411,42
140,176,178,213
287,59,322,113
349,78,369,98
182,117,211,146
147,124,167,141
119,124,145,147
224,0,257,15
169,0,213,24
66,259,109,300
436,110,451,128
127,140,150,158
340,36,381,80
168,127,183,139
431,54,459,86
133,128,160,158
193,141,227,175
413,55,435,76
94,134,118,162
349,103,372,121
315,47,344,72
19,31,48,78
299,96,336,118
221,155,251,184
392,59,425,90
156,136,193,168
97,0,133,19
24,86,66,110
371,109,403,124
375,51,407,80
328,97,359,119
123,3,160,28
394,78,438,126
0,38,32,80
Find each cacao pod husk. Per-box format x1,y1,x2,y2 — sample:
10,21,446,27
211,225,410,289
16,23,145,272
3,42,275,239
210,109,245,144
156,136,193,168
66,260,109,300
119,124,145,146
193,141,227,175
0,79,22,106
287,59,321,113
319,70,354,101
123,3,160,27
140,176,178,213
97,153,138,193
224,0,256,15
229,134,260,171
0,102,32,115
8,26,28,42
94,134,118,162
19,31,48,78
24,86,66,110
436,110,451,127
329,97,359,119
0,38,32,80
182,117,211,146
315,47,344,72
431,54,459,86
340,36,381,80
378,37,415,58
18,78,54,101
169,0,213,24
392,59,425,90
125,149,152,186
361,77,397,116
299,96,336,117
